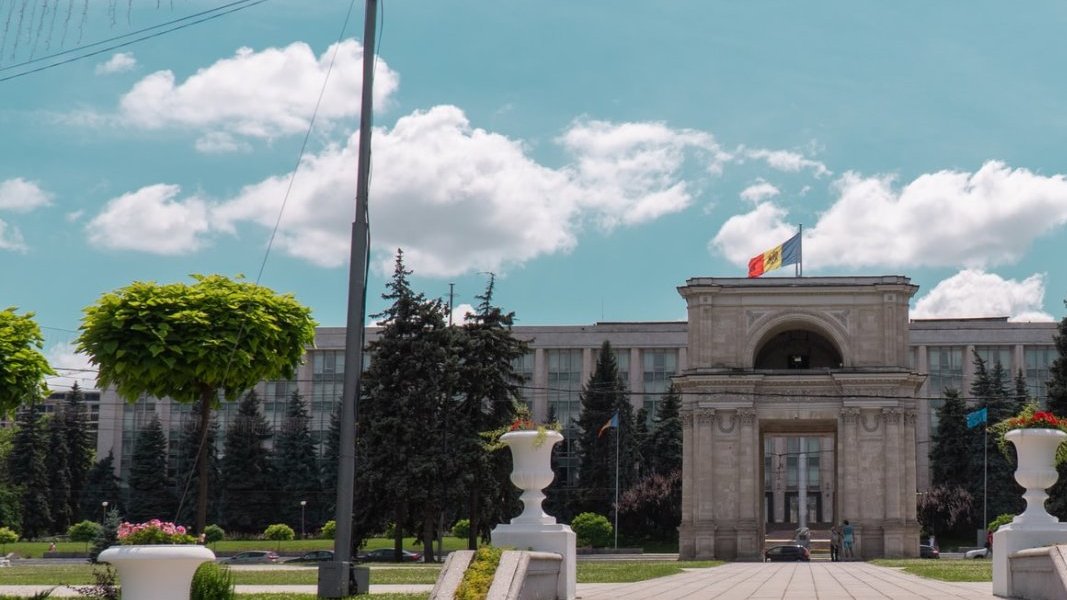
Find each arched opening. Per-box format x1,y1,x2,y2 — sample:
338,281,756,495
754,329,843,370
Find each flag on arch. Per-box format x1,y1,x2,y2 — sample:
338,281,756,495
748,232,802,278
598,411,619,438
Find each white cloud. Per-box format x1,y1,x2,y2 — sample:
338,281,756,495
213,106,713,277
86,184,212,254
118,40,398,145
195,132,251,154
911,270,1054,322
95,52,137,75
710,202,798,264
0,177,52,212
0,219,27,251
450,303,476,326
45,343,99,392
740,181,780,203
713,161,1067,271
743,148,830,177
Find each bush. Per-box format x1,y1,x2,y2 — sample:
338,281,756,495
203,525,225,544
320,520,336,540
451,519,470,539
263,523,295,542
455,545,502,600
989,513,1015,533
571,512,613,547
68,521,103,544
0,526,18,548
191,562,235,600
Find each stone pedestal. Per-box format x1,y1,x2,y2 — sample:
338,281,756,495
491,523,576,600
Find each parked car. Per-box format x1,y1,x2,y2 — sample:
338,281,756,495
355,548,423,563
285,550,334,564
919,545,940,559
220,550,280,564
764,544,810,562
965,547,989,559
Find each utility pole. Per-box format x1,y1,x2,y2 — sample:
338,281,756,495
320,0,376,597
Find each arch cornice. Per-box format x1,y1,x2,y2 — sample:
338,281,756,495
744,310,852,369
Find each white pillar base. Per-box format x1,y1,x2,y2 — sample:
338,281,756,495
993,522,1067,597
491,522,576,600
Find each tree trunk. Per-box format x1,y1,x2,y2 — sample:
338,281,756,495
467,489,479,550
195,387,213,534
422,505,435,563
393,504,405,561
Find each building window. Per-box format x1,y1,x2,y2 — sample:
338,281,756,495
975,346,1012,373
642,349,677,418
547,349,583,487
927,346,963,434
312,350,345,413
1025,346,1057,406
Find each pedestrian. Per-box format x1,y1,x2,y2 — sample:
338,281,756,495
842,520,854,559
48,541,56,552
829,525,841,562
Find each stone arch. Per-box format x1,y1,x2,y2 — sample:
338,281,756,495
746,313,850,369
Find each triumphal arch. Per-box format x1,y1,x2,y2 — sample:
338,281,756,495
675,276,924,560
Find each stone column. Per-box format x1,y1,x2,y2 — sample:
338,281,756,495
679,407,695,558
695,408,717,558
883,408,903,557
841,408,860,524
737,408,759,558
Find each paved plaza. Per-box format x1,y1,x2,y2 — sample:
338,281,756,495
0,560,999,599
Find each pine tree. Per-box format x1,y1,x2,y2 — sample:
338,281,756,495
220,391,275,533
357,250,452,561
968,353,1023,526
1014,370,1030,407
7,403,51,538
929,389,971,490
632,407,650,476
574,341,637,517
44,413,73,533
454,275,527,548
81,451,123,520
63,384,95,522
173,402,220,526
273,391,322,536
126,415,177,523
320,404,342,519
645,384,682,477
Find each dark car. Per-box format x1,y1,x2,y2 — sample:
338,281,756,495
919,545,940,559
220,550,280,564
764,544,810,562
285,550,334,564
355,548,423,563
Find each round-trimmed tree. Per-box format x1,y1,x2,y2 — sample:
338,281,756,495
77,274,316,533
0,307,54,416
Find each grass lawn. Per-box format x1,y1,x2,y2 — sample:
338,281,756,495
872,558,992,582
2,537,466,558
236,596,428,600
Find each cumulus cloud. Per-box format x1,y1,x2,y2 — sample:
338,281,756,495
45,342,98,392
742,148,830,177
95,52,137,75
0,177,52,212
86,184,212,254
118,39,398,145
213,106,713,277
911,270,1054,322
740,181,780,203
713,161,1067,270
450,303,476,326
195,132,251,154
0,220,27,251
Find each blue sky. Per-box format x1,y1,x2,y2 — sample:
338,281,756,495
2,1,1066,389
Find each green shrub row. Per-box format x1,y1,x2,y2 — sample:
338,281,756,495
455,546,503,600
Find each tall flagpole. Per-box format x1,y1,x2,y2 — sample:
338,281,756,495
614,416,620,550
984,424,988,533
797,224,803,277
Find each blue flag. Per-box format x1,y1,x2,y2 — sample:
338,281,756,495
966,407,988,429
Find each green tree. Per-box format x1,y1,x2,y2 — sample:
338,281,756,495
63,384,96,523
273,391,321,535
126,415,177,523
1013,370,1030,406
68,520,103,552
574,341,637,517
632,407,650,476
617,470,681,540
44,412,73,533
644,384,682,477
173,401,220,526
7,403,51,538
0,308,54,416
1045,306,1067,518
929,389,971,490
320,404,342,519
77,274,316,533
220,392,275,534
969,353,1023,526
357,250,452,562
89,508,120,563
454,275,526,549
80,451,123,520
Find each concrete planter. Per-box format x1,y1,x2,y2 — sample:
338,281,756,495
501,430,563,526
1007,428,1067,528
98,544,215,600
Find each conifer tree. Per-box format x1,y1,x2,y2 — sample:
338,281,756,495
1014,370,1030,407
8,403,51,538
220,391,275,533
968,353,1023,526
929,389,971,490
320,404,342,519
274,391,322,535
81,451,123,520
574,341,637,517
454,275,526,548
357,250,452,562
45,413,73,533
632,407,650,476
645,384,683,477
63,384,95,522
126,415,177,523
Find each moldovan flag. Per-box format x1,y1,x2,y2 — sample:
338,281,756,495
598,411,619,438
748,232,802,278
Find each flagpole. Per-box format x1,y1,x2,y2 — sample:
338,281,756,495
614,418,620,550
797,224,803,277
984,424,988,532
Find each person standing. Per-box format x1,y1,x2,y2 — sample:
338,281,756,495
829,525,842,562
842,520,855,559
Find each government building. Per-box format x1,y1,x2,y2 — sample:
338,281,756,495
43,275,1061,559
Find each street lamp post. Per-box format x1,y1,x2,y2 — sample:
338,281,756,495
101,501,109,523
300,500,307,540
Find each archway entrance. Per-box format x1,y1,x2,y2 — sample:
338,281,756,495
760,423,837,552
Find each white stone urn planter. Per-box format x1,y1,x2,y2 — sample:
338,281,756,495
500,429,564,525
98,544,216,600
1006,428,1067,528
